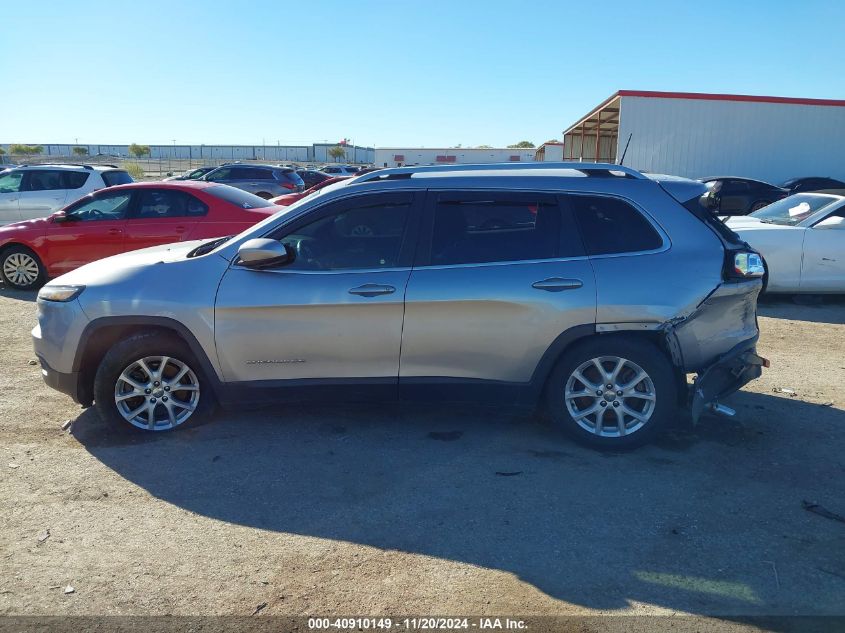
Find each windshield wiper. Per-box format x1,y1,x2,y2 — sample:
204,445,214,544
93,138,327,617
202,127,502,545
187,236,233,258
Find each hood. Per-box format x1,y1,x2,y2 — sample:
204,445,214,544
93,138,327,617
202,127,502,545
50,239,212,286
725,217,795,232
724,216,764,227
0,216,51,234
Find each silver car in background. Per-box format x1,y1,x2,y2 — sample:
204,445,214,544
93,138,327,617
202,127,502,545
33,162,767,449
201,164,305,198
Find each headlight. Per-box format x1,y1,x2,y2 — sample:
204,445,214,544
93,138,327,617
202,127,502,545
37,285,85,302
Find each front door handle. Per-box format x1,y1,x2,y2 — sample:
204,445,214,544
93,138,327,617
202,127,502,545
174,226,187,234
349,283,396,297
532,277,583,292
107,228,122,235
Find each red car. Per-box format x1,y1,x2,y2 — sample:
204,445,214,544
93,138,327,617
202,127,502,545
270,176,350,206
0,181,278,290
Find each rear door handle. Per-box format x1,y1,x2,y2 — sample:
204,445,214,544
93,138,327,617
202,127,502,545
107,228,122,235
349,283,396,297
174,226,187,234
532,277,583,292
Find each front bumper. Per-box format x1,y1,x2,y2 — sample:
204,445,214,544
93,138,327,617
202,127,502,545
690,336,768,423
36,354,84,404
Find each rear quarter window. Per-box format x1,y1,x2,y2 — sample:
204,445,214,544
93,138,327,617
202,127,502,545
568,195,663,255
101,170,133,186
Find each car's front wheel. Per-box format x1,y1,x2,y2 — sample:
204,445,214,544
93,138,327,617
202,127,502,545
546,336,677,449
1,245,46,290
93,332,215,431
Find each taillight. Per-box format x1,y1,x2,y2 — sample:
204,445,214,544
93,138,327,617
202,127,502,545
725,250,765,280
281,183,296,190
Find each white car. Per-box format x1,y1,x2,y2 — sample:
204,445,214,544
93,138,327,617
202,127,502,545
0,164,133,225
725,192,845,293
319,165,360,176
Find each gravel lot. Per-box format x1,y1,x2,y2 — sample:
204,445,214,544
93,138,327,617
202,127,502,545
1,288,844,626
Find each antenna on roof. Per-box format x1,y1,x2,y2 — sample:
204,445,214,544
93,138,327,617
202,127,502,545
618,133,633,165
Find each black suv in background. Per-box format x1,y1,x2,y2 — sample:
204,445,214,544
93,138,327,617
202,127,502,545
201,164,305,198
780,176,845,194
700,177,788,215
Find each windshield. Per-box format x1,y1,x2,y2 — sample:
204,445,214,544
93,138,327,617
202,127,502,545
750,194,839,225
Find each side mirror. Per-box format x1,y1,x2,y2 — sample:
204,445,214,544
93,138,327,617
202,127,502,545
237,238,293,269
52,213,69,223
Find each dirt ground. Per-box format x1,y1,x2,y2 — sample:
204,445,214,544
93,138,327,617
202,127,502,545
1,288,844,628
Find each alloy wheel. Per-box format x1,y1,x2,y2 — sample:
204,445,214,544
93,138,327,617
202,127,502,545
114,356,200,431
564,356,656,437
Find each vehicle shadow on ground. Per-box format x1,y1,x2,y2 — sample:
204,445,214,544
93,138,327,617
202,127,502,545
0,284,37,302
758,294,845,325
71,392,845,623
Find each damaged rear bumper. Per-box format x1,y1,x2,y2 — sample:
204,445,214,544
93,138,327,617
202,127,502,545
690,336,769,423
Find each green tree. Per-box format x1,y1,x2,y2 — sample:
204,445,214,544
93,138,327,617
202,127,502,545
129,143,151,158
122,162,146,180
507,141,535,148
328,146,346,162
72,146,88,156
0,148,5,156
10,144,43,155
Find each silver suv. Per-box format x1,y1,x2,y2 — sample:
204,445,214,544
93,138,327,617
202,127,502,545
201,164,305,198
32,163,767,449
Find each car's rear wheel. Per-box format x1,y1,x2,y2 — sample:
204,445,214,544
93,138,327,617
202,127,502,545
749,200,770,212
546,336,677,449
255,191,273,199
94,332,215,432
1,245,46,290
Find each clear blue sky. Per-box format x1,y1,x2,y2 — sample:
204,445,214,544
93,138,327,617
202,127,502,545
5,0,844,148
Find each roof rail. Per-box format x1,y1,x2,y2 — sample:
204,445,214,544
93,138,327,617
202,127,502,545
17,162,119,169
352,161,645,183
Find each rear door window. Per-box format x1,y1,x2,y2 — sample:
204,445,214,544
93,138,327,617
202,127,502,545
134,189,208,218
568,195,663,255
428,192,579,265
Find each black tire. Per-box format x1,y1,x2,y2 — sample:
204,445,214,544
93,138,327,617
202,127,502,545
1,245,46,290
749,200,770,212
545,336,678,450
93,332,216,432
255,191,273,200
